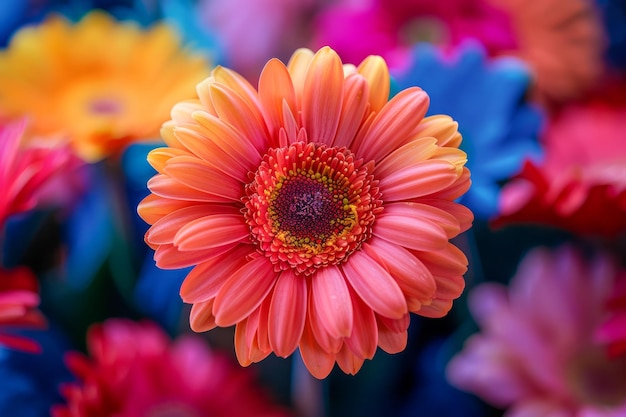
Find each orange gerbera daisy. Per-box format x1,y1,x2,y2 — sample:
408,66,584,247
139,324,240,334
138,46,473,379
0,11,211,162
487,0,606,104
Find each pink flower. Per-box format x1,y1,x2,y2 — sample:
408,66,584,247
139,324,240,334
312,0,516,69
198,0,318,80
595,274,626,359
0,118,85,231
447,246,626,416
495,100,626,238
0,266,46,353
311,0,605,102
51,319,292,417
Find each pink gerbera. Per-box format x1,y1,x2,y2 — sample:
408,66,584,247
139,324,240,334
447,246,626,416
0,266,46,353
138,46,473,378
0,118,84,231
51,319,292,417
595,274,626,359
495,100,626,238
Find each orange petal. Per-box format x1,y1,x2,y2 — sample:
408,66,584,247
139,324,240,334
299,318,336,380
333,73,369,149
259,58,298,138
356,54,390,113
163,156,243,201
189,299,217,332
301,46,344,146
147,174,233,203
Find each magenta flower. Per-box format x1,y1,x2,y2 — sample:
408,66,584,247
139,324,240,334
52,319,292,417
447,246,626,416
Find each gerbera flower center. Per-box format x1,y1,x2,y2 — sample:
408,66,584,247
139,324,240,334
244,142,382,275
566,347,626,407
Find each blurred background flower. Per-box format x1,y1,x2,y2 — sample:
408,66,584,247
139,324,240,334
51,318,292,417
494,91,626,238
447,246,626,416
0,0,624,416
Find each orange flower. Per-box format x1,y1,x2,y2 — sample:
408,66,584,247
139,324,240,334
0,11,211,162
487,0,606,103
138,46,473,378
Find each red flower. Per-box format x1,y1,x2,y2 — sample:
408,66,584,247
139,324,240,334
495,101,626,238
0,266,46,353
52,319,292,417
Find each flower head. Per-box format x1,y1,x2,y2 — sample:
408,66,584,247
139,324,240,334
595,274,626,359
393,42,543,218
0,118,84,231
447,246,626,416
494,100,626,238
0,266,46,353
51,319,291,417
138,46,473,378
0,11,211,162
310,0,606,102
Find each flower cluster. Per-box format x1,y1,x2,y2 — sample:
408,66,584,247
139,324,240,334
0,1,624,416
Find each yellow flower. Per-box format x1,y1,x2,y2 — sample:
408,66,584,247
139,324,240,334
0,11,212,162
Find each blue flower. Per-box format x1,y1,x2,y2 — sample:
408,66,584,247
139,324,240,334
393,42,544,219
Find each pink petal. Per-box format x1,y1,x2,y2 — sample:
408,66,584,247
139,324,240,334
204,82,270,153
419,198,474,234
364,238,436,306
336,344,365,375
179,245,253,303
148,174,232,203
377,314,409,354
137,194,195,225
308,284,343,354
311,266,353,339
163,156,243,201
382,202,461,238
268,270,307,357
341,251,407,319
374,137,438,179
374,205,449,251
354,87,429,162
302,46,344,146
153,243,229,269
213,257,277,326
173,214,249,251
332,74,369,149
344,287,377,359
147,204,238,245
378,160,460,201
